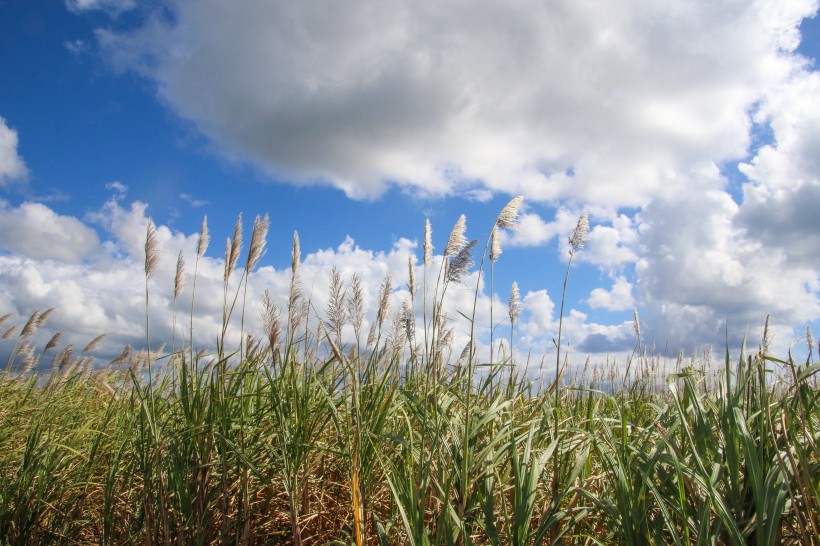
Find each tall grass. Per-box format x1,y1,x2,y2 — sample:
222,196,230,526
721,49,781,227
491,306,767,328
0,204,818,545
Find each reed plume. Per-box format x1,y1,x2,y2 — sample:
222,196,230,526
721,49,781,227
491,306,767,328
83,334,106,354
190,216,209,358
444,214,467,257
347,273,365,352
45,330,63,352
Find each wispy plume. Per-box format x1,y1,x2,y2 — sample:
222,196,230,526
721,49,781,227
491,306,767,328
144,219,160,280
407,256,416,298
423,219,433,266
174,251,186,299
82,334,106,354
246,213,270,272
489,225,501,263
325,266,347,344
20,311,41,338
508,282,522,325
291,231,300,275
376,274,393,329
197,216,210,257
444,214,467,257
226,213,243,280
44,330,63,352
447,240,477,285
568,210,590,251
347,273,365,344
260,289,281,356
496,195,524,230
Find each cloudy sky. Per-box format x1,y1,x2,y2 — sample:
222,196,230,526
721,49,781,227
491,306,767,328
1,0,819,369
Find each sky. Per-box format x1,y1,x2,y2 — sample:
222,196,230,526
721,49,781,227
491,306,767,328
1,0,819,371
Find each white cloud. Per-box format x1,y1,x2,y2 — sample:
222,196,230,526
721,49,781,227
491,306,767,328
90,0,816,203
66,0,136,14
587,276,634,311
502,212,559,247
180,193,209,208
578,214,638,270
0,117,27,185
0,198,518,365
0,201,100,263
632,182,820,349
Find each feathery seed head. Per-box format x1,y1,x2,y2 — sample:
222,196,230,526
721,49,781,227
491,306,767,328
568,210,589,251
223,238,232,282
444,214,467,257
0,313,10,330
246,213,270,271
145,219,160,280
174,251,186,298
408,256,416,297
376,274,393,328
633,308,641,340
227,213,243,275
3,325,18,339
423,219,433,266
53,344,74,371
261,290,282,351
292,231,300,275
21,311,41,338
508,281,522,325
347,273,365,335
83,334,106,354
37,308,54,326
402,298,415,339
807,326,815,359
366,321,377,348
447,240,477,285
457,341,472,365
496,195,524,230
197,216,210,257
109,344,132,367
45,330,63,352
489,225,501,263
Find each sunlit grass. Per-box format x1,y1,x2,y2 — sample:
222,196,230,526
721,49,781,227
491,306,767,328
0,201,818,545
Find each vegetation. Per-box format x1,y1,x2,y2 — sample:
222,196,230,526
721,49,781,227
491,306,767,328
0,201,818,545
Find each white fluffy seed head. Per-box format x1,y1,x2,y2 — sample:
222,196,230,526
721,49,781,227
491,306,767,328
508,281,522,324
423,218,433,266
197,216,210,257
174,251,186,298
489,225,501,263
569,211,589,251
292,231,300,275
444,214,467,257
145,219,160,280
496,196,524,230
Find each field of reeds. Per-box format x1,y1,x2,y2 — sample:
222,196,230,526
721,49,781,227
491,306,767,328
1,199,818,545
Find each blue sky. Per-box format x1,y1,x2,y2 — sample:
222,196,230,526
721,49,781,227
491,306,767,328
1,0,819,368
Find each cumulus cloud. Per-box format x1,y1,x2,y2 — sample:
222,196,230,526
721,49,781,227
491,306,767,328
587,276,634,311
0,201,100,263
89,0,816,203
0,197,582,369
0,117,27,185
632,181,820,349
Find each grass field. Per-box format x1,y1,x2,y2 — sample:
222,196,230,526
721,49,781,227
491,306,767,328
1,201,818,545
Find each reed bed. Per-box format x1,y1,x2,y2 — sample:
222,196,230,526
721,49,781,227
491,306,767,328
0,202,818,545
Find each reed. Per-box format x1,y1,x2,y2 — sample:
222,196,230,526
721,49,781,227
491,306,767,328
0,207,817,545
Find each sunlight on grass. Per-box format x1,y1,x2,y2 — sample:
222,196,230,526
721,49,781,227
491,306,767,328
0,199,818,545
